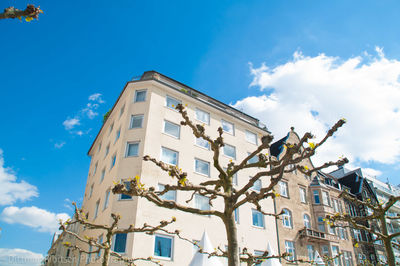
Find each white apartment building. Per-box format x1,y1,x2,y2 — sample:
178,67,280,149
58,71,279,265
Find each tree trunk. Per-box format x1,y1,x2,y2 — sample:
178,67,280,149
224,212,240,266
380,216,396,266
102,238,112,266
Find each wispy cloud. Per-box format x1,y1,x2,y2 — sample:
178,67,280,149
54,141,66,149
0,149,38,206
63,93,105,135
233,47,400,174
0,206,69,233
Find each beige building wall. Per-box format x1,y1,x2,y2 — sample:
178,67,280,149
273,131,356,266
70,72,279,265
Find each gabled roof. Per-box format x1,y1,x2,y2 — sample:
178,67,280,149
270,134,289,158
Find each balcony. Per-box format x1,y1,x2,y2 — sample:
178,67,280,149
300,228,328,242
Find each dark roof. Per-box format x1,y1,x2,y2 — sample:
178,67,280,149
270,134,289,158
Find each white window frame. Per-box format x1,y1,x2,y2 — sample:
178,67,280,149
194,158,210,177
194,194,210,211
153,234,174,260
251,209,265,228
322,191,331,206
125,142,140,157
103,190,110,210
223,143,236,159
160,147,179,166
112,233,127,254
279,181,289,197
195,137,210,150
166,95,181,110
299,187,307,203
130,114,144,129
285,241,296,261
134,89,147,102
195,108,210,125
303,214,311,229
245,130,258,145
282,209,293,228
251,177,262,192
158,184,177,201
221,119,235,135
163,120,180,139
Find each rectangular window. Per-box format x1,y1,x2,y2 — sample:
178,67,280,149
100,168,105,183
163,120,180,138
245,130,257,145
119,105,125,117
109,122,114,135
87,245,92,264
251,178,262,192
252,209,264,228
322,191,330,206
328,223,336,235
343,251,353,266
223,144,236,159
103,190,110,210
98,142,102,152
105,144,110,157
285,241,296,261
130,114,144,129
134,89,147,102
195,194,210,211
94,200,100,219
126,142,139,157
331,246,340,266
89,184,94,198
93,162,98,175
195,158,210,176
221,120,234,135
353,229,362,241
279,181,289,197
161,147,178,166
97,235,103,258
166,95,181,109
195,137,210,150
313,190,320,204
119,181,132,200
248,152,258,164
234,208,239,223
333,199,339,212
299,187,307,203
115,128,121,143
318,216,325,232
113,233,127,253
307,245,314,261
195,108,210,124
154,234,173,259
110,154,116,169
158,184,177,201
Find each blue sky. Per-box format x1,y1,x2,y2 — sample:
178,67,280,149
1,0,400,261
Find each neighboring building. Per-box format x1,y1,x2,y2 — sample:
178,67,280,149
48,71,279,265
330,167,387,265
270,131,356,266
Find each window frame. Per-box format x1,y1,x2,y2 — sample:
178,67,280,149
134,89,147,102
163,120,181,139
100,168,105,183
223,143,236,159
125,141,140,157
285,241,296,261
245,130,258,145
94,199,100,219
130,114,144,129
160,147,179,166
299,187,307,203
303,214,311,229
221,119,235,135
282,209,293,228
165,95,181,110
153,234,174,260
313,190,321,204
118,180,133,200
194,194,210,212
279,181,289,198
103,189,110,210
251,209,265,228
115,128,121,143
112,233,127,254
195,137,210,150
195,108,210,125
194,158,210,177
158,184,177,201
110,153,117,170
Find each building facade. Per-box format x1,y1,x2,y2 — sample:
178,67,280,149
49,71,280,265
271,132,357,266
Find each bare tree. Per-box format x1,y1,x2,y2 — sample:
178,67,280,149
113,104,347,266
326,190,400,266
58,203,178,266
0,4,42,21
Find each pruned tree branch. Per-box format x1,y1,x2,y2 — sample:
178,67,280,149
0,4,43,21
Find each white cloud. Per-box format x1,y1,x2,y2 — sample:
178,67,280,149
62,118,80,130
0,150,38,206
88,93,105,103
0,248,43,266
0,206,69,233
362,168,383,178
54,141,66,149
233,48,400,169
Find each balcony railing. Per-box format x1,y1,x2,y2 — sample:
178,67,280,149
300,228,327,240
